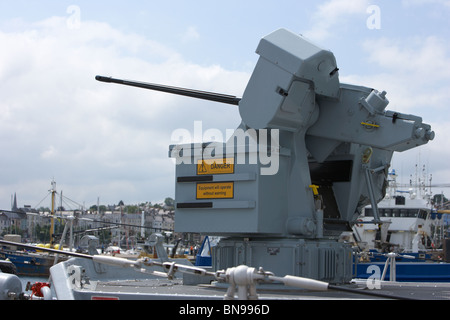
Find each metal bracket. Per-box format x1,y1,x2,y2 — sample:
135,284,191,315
363,165,387,225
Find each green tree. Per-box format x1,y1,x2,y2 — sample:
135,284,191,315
127,205,139,214
1,226,23,237
164,197,174,208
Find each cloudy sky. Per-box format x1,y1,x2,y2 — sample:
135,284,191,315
0,0,449,210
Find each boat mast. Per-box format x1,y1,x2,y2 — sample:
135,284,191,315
50,180,56,245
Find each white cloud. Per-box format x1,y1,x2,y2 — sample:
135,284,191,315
40,146,58,160
402,0,450,7
363,36,450,83
181,26,200,43
0,17,248,209
304,0,370,41
342,35,450,116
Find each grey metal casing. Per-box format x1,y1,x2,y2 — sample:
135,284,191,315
213,238,353,284
239,29,339,131
170,140,290,235
171,28,434,239
95,28,434,282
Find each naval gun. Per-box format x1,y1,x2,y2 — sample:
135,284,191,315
96,28,434,283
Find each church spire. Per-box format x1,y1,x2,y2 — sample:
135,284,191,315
11,193,18,211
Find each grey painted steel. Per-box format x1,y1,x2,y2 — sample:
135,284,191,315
93,28,434,286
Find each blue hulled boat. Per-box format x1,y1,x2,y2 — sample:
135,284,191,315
0,249,54,277
355,260,450,282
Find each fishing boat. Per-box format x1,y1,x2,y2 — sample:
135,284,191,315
0,181,69,277
0,235,66,277
352,169,450,282
0,247,56,277
353,169,445,253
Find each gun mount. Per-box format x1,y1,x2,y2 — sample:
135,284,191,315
96,28,434,283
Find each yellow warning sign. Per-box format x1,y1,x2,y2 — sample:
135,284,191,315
197,182,234,199
197,158,234,175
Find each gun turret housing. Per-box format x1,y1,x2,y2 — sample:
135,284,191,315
96,28,434,283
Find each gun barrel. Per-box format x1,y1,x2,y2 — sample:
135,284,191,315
95,75,241,106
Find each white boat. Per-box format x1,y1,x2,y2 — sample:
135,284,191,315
353,169,445,255
351,169,450,283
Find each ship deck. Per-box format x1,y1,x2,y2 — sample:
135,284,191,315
49,257,450,301
65,277,450,300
